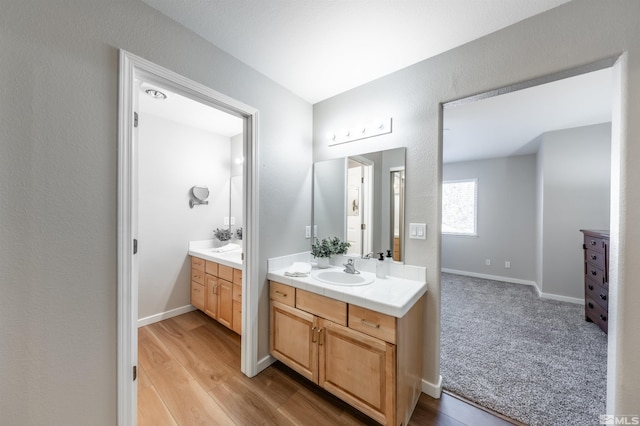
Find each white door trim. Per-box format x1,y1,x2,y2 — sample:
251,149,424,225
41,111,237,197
117,50,260,426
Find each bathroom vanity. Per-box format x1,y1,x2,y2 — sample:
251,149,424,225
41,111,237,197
189,242,243,335
267,261,427,426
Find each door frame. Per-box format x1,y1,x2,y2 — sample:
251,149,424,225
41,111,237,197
117,50,260,425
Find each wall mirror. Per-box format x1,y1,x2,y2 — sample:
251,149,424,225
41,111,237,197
313,147,406,261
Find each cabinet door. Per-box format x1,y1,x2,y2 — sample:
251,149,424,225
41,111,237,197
217,279,233,329
205,275,218,319
318,319,395,425
270,300,318,383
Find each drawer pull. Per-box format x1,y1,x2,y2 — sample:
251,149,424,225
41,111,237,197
274,290,288,297
591,270,597,276
588,284,594,290
600,314,607,322
360,319,380,329
588,302,594,309
600,294,607,301
590,254,598,261
311,326,318,343
318,329,325,346
590,239,597,246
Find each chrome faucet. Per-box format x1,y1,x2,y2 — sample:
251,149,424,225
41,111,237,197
343,258,360,274
362,252,374,259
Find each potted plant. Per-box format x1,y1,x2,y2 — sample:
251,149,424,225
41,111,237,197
213,227,231,243
311,236,351,268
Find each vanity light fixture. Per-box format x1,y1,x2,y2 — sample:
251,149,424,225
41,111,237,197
327,117,392,146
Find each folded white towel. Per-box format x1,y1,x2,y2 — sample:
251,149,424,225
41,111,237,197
284,262,312,277
211,243,241,253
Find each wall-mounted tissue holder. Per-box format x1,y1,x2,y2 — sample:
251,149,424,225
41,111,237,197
189,185,209,208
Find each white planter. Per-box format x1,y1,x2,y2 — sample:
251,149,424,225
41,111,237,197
316,257,331,269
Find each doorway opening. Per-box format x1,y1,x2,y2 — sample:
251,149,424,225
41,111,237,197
346,157,373,257
117,50,259,425
439,62,617,425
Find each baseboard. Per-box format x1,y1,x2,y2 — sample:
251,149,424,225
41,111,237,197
422,375,443,398
441,268,583,305
257,354,276,374
137,304,197,327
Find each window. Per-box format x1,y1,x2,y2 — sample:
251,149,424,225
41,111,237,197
442,179,477,236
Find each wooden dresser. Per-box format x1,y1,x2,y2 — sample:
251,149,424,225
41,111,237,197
580,229,609,334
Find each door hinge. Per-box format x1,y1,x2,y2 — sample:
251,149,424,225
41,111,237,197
133,239,138,254
134,112,139,128
133,365,137,381
361,223,366,230
361,177,364,184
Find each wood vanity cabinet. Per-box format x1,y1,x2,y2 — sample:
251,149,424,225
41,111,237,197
269,281,423,426
190,255,242,335
580,229,610,334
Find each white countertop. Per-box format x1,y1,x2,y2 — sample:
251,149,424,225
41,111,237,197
267,265,427,318
188,241,243,269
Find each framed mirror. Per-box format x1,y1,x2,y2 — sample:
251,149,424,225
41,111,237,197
312,147,406,261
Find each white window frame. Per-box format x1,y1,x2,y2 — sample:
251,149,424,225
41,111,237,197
442,178,478,237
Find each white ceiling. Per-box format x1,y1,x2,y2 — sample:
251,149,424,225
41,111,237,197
137,0,611,162
141,0,571,104
443,68,613,163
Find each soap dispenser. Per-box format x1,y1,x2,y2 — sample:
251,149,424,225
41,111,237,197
385,250,393,262
376,252,387,279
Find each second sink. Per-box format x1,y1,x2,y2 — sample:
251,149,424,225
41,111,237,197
311,270,374,286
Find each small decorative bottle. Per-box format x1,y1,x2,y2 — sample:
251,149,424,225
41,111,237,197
376,252,387,279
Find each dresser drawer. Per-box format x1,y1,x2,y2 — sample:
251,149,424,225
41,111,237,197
218,264,234,282
233,268,242,285
205,260,218,276
270,281,296,307
585,248,605,270
296,289,347,326
191,282,205,310
584,262,606,287
349,305,396,344
191,256,205,271
233,283,242,302
585,280,608,310
584,235,606,254
191,268,205,284
586,296,608,333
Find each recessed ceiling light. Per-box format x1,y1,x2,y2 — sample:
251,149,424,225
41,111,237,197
144,88,167,100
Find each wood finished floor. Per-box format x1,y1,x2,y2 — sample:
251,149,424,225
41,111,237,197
138,310,519,426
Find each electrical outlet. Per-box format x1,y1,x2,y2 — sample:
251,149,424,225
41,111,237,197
505,261,511,269
224,217,229,225
230,216,235,225
313,225,317,238
305,226,311,239
485,259,491,266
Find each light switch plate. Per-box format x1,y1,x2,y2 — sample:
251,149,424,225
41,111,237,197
305,226,311,239
409,223,427,240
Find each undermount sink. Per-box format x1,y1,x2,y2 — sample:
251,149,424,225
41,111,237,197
311,270,374,286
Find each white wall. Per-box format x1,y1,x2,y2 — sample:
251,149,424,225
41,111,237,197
138,113,231,321
538,123,611,299
0,1,312,424
442,154,537,282
313,0,640,411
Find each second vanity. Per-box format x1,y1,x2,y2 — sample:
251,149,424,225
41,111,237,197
189,241,243,335
267,255,427,426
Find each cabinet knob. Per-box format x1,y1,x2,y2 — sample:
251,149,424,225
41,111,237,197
590,240,597,246
588,302,594,309
588,284,594,290
600,294,607,301
600,314,607,322
591,270,597,276
590,254,598,261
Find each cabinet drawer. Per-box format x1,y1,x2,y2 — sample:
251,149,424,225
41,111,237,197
584,235,605,254
205,261,218,276
191,282,205,310
348,305,396,344
233,268,242,285
585,248,605,270
585,280,608,311
218,264,234,282
191,268,205,284
296,289,347,326
586,296,608,333
270,281,296,307
584,262,606,287
191,256,205,271
233,283,242,302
